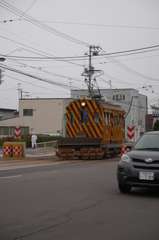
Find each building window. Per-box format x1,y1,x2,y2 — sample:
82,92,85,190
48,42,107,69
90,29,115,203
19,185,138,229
116,94,122,101
23,109,33,116
81,110,89,123
123,95,125,100
113,95,115,100
10,127,15,136
94,113,99,124
0,127,9,135
21,127,29,135
69,114,74,124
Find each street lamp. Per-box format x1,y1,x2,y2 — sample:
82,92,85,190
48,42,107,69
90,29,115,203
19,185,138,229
0,58,6,62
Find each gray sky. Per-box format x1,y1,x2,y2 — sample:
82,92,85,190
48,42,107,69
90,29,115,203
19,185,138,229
0,0,159,113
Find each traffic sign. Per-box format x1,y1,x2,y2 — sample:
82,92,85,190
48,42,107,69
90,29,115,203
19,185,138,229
14,126,21,139
127,125,134,140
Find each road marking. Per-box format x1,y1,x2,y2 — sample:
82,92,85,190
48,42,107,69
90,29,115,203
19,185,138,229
0,175,22,180
53,171,57,173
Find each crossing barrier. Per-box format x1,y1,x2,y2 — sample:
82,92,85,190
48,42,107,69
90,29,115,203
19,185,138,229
3,143,12,158
2,142,25,158
13,143,22,158
121,143,133,156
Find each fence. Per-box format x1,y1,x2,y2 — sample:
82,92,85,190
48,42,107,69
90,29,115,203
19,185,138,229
36,140,58,155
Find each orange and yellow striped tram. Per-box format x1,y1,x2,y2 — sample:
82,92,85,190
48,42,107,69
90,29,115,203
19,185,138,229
58,97,125,160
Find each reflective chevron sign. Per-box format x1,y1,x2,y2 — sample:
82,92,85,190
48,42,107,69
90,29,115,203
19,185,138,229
127,125,134,140
14,126,21,139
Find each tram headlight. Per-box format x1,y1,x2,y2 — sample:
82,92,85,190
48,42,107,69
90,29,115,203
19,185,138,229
81,101,85,107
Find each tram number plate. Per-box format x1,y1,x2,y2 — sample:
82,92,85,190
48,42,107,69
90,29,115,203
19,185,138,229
139,172,154,180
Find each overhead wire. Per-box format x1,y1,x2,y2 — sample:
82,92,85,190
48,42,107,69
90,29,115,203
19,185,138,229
0,63,86,94
0,1,158,110
99,48,159,82
0,35,83,66
1,18,159,30
0,63,153,113
2,22,79,56
94,75,148,113
4,52,154,111
19,0,37,19
0,0,89,47
1,43,159,60
6,57,84,83
0,64,71,90
2,73,69,95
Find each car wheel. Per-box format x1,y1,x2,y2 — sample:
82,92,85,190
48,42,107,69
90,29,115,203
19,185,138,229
118,183,131,193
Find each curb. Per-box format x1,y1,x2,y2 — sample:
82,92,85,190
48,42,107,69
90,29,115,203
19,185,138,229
0,154,58,162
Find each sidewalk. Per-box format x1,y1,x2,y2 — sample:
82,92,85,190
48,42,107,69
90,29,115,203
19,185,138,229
0,150,59,163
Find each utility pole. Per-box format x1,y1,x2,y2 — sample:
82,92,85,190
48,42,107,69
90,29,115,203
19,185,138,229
18,83,22,111
82,45,103,100
69,79,72,98
18,83,22,99
88,46,92,95
109,79,111,103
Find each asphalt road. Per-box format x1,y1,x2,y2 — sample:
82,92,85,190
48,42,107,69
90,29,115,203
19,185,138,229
0,160,159,240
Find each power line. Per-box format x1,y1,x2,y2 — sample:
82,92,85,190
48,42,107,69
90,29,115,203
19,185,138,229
0,63,86,94
1,74,69,95
1,18,159,30
19,0,37,19
0,34,83,67
0,1,89,47
6,58,84,83
2,23,78,56
99,48,159,81
1,44,159,60
40,21,159,30
1,63,152,113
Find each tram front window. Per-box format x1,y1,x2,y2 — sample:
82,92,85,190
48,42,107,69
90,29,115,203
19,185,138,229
81,110,89,123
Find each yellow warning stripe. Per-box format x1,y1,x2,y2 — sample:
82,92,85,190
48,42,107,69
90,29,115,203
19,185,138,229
86,100,102,138
71,101,83,132
91,100,103,133
66,110,75,137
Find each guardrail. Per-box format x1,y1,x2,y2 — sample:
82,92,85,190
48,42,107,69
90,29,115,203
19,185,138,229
36,140,58,155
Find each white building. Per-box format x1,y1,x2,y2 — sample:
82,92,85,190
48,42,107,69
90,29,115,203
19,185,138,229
150,105,159,126
0,98,72,137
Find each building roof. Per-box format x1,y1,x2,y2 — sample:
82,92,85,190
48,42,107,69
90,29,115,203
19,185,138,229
19,98,72,101
0,108,17,111
71,88,136,91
